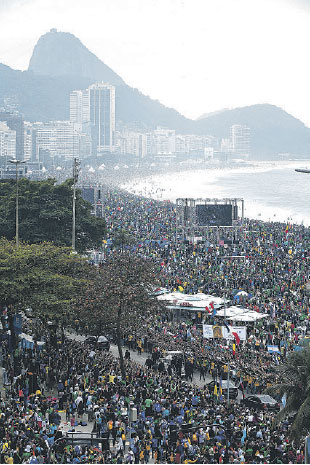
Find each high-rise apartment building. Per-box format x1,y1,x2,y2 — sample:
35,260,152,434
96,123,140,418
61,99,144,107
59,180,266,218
230,124,251,159
116,131,147,158
0,111,24,160
69,90,90,125
0,121,16,160
70,83,115,156
146,128,176,156
89,83,115,155
35,121,80,161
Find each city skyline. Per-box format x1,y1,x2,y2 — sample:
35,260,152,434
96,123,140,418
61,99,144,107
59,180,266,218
0,0,310,126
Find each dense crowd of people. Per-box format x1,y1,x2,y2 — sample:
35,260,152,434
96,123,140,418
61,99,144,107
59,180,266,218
1,182,310,463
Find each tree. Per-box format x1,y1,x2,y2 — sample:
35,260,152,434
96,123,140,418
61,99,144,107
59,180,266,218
112,228,135,252
266,348,310,439
0,178,106,253
75,253,163,378
0,238,91,349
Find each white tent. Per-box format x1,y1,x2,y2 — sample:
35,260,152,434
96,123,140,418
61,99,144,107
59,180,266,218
216,306,268,322
157,292,225,309
228,312,267,322
216,306,248,317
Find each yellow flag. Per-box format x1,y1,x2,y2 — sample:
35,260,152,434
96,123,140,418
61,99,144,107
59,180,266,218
178,286,184,292
214,384,218,396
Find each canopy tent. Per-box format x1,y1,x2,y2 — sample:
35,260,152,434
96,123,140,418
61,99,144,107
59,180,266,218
228,312,267,322
216,306,268,322
216,306,248,317
157,292,226,309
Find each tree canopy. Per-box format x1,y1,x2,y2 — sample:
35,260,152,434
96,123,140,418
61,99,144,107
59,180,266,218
266,348,310,439
0,238,91,324
0,178,106,253
75,253,163,377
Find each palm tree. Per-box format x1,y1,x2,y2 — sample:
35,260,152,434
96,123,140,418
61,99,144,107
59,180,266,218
266,347,310,439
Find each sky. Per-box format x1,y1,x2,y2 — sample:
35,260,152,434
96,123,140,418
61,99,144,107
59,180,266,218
0,0,310,125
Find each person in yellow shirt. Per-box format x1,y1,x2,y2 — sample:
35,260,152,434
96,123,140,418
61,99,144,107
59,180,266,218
137,339,142,355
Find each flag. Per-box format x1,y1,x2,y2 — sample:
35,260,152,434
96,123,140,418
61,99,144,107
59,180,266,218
223,320,231,332
214,384,218,396
232,343,236,355
232,332,240,346
205,305,211,313
178,286,184,292
212,307,217,317
210,302,214,310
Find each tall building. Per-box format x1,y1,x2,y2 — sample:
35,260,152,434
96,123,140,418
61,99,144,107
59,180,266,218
24,122,38,162
88,83,115,155
146,128,176,156
69,90,90,125
35,121,80,161
230,124,251,159
0,111,24,160
0,121,16,161
116,131,147,159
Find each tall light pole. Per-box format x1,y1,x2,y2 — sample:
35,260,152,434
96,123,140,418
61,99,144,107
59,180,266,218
8,159,26,247
72,157,80,251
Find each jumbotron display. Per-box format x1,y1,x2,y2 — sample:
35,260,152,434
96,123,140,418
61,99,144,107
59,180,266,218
196,204,233,226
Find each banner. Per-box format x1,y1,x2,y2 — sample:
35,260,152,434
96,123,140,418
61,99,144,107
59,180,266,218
203,324,247,341
267,345,280,353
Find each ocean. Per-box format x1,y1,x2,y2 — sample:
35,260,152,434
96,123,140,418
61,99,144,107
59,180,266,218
123,161,310,226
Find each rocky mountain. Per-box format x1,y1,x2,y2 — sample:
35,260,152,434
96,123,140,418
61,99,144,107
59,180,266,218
28,29,125,85
0,29,310,158
194,104,310,158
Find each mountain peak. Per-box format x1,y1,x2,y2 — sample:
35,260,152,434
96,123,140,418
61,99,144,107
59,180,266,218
28,29,124,85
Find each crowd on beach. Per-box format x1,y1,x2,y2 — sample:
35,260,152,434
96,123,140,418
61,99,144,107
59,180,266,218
1,183,310,464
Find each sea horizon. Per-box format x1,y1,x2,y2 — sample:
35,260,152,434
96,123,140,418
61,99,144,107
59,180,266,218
122,160,310,227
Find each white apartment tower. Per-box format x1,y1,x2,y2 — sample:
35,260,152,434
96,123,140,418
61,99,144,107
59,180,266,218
70,90,90,126
35,121,80,160
0,121,16,159
230,124,251,159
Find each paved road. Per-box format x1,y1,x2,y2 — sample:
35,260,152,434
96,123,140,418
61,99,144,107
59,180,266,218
65,331,243,402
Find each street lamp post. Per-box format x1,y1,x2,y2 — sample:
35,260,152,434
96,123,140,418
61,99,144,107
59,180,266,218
8,159,26,247
72,158,80,251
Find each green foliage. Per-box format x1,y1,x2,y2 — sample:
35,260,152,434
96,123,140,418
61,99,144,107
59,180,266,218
112,228,135,251
0,238,91,323
75,253,162,377
265,348,310,439
76,253,161,334
0,178,106,253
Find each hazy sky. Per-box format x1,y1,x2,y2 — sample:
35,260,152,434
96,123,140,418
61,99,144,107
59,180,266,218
0,0,310,125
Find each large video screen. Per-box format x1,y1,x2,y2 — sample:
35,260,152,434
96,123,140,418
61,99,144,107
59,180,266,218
81,187,95,205
196,204,233,226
